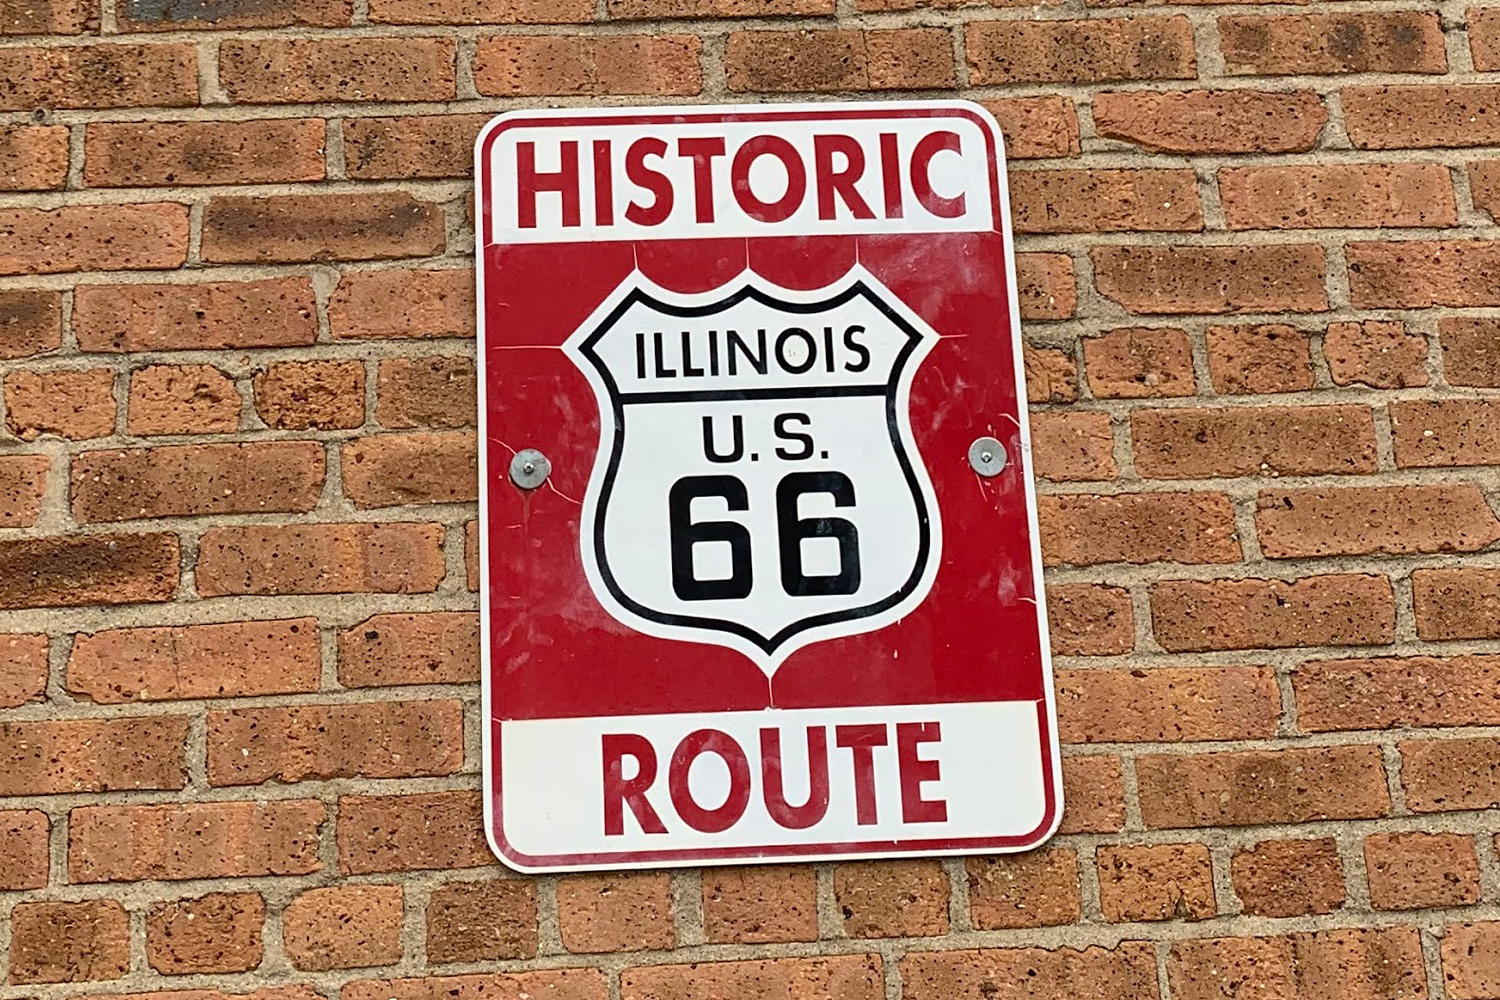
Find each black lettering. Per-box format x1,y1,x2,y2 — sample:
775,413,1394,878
701,414,744,463
776,327,817,374
843,325,870,372
727,329,767,376
773,413,814,461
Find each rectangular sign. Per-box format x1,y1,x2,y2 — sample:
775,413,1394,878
477,101,1061,872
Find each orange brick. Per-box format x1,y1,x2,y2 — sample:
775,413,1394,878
0,289,63,359
342,431,478,508
0,44,196,110
1094,89,1328,153
1169,929,1425,1000
118,0,349,29
253,359,365,431
1093,244,1327,314
1220,163,1455,230
1441,316,1500,387
1365,832,1480,911
558,872,674,953
283,885,403,971
377,357,476,429
1151,574,1394,652
1011,169,1201,234
1030,411,1116,482
371,0,593,22
1016,253,1076,321
1443,922,1500,1000
196,523,444,597
476,34,701,97
6,367,114,440
1136,745,1390,828
1469,160,1500,222
0,204,188,275
426,881,538,962
1083,327,1195,399
835,860,949,938
465,520,478,591
1349,240,1500,308
203,193,444,264
68,800,325,883
0,533,178,609
1061,755,1126,833
330,268,475,340
9,900,130,984
1296,654,1500,732
86,120,325,187
0,125,68,191
70,619,319,704
1326,320,1428,389
980,97,1079,159
220,38,455,103
127,364,241,435
1205,324,1314,394
967,17,1195,84
902,944,1158,1000
74,278,318,352
1414,568,1500,640
725,29,953,93
967,849,1080,929
0,634,47,709
0,809,47,890
0,456,47,529
1402,737,1500,812
1220,12,1446,75
1039,492,1240,568
1231,839,1345,917
72,442,325,522
344,114,490,181
1048,583,1133,656
1057,666,1279,743
1,0,93,33
0,716,186,796
626,957,880,999
346,972,607,1000
1133,405,1377,479
338,612,479,688
1097,843,1215,922
1391,400,1500,468
207,701,464,785
701,866,817,944
1257,484,1500,558
147,892,264,974
337,791,489,874
1345,84,1500,148
613,0,829,14
1024,345,1077,404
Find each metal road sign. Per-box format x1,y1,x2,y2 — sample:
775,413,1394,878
476,101,1061,872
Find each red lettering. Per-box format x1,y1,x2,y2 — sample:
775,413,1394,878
668,729,752,834
835,723,888,826
516,140,580,229
896,722,947,823
814,134,873,221
911,131,965,219
731,135,807,224
879,132,903,219
602,733,666,836
625,137,673,227
761,726,830,829
592,139,613,226
677,136,727,224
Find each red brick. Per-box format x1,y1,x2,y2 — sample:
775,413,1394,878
558,872,673,953
1169,929,1427,1000
0,810,47,890
902,944,1159,1000
1326,320,1429,389
1039,492,1240,567
1058,666,1279,744
68,800,325,883
220,38,454,103
0,204,188,275
1345,85,1500,149
203,193,443,265
1403,738,1500,812
1220,163,1455,230
1098,843,1215,922
127,364,241,435
118,0,349,29
371,0,591,21
1221,12,1446,75
1134,405,1377,479
1016,253,1076,320
344,114,488,181
1094,244,1327,314
625,957,881,1000
1349,240,1500,308
835,860,949,938
1297,654,1500,732
0,44,195,110
1474,9,1500,69
0,533,179,609
1391,400,1500,468
1030,410,1116,482
980,97,1079,159
342,432,478,508
465,520,478,591
1231,838,1345,917
330,268,474,340
1047,583,1132,656
70,619,319,704
1137,745,1391,828
1257,484,1500,559
614,0,828,14
477,34,701,97
346,972,607,1000
1366,833,1480,911
377,357,475,428
1441,316,1500,387
1094,89,1328,153
72,442,324,523
1443,922,1500,1000
338,612,478,688
0,289,62,359
1061,755,1126,833
1469,160,1500,222
1011,169,1201,234
1414,568,1500,640
6,367,114,440
10,900,129,984
207,700,463,785
86,120,325,187
426,881,538,962
1152,574,1394,652
725,29,952,93
337,791,489,874
0,634,47,709
0,456,47,529
967,849,1080,930
74,278,318,352
967,17,1195,84
0,716,186,796
196,523,445,597
1084,327,1195,399
0,125,68,191
0,0,93,33
1205,324,1313,394
1024,345,1077,404
701,866,817,944
253,359,364,431
147,893,263,974
283,885,403,971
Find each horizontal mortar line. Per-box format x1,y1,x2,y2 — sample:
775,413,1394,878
1050,636,1500,663
0,178,474,206
1030,470,1500,493
1041,550,1500,579
0,596,482,632
1,687,484,718
0,771,481,807
0,259,474,289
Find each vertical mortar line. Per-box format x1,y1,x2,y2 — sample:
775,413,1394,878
311,265,340,345
1371,399,1397,472
1196,161,1224,234
48,796,69,889
455,33,479,102
1118,752,1144,831
402,872,426,970
1273,659,1299,739
199,38,228,106
66,122,86,191
816,863,843,940
363,356,380,429
1189,7,1223,82
185,701,210,791
325,117,347,182
319,621,340,692
186,199,206,266
1076,835,1103,922
39,439,73,533
1474,830,1500,904
670,869,705,947
1391,569,1418,647
1382,741,1409,816
100,0,118,33
880,942,904,1000
1419,925,1449,1000
352,0,371,25
1208,839,1238,919
1325,240,1352,323
535,875,564,955
459,689,482,777
943,856,971,933
442,522,470,596
1128,584,1157,661
1155,938,1174,1000
950,20,969,91
700,31,730,103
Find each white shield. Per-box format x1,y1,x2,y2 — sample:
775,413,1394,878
565,266,943,674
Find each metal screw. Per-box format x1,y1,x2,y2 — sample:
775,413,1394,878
509,448,551,490
968,436,1007,477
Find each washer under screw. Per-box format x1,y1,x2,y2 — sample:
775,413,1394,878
509,448,551,490
968,437,1007,477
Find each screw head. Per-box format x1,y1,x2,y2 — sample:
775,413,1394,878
968,436,1007,477
509,448,551,490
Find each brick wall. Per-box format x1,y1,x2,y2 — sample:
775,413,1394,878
1,0,1499,997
